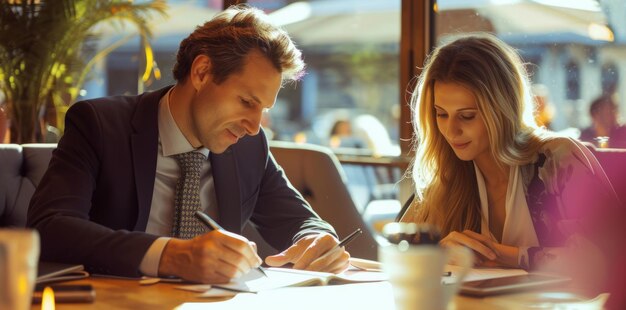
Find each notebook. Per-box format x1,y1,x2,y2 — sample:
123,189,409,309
37,262,89,285
178,266,389,295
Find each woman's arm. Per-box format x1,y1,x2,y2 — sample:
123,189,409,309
525,137,620,271
439,230,519,268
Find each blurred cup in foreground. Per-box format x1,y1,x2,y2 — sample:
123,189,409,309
0,229,40,310
379,222,473,310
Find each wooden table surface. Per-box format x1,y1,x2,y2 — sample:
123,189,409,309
30,276,495,310
32,277,205,310
31,276,600,310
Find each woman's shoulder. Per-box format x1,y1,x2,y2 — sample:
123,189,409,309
538,136,598,171
540,136,586,155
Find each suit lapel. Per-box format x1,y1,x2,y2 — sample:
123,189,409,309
130,86,171,231
210,148,242,233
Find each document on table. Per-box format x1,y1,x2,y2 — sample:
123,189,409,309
176,282,395,309
177,266,388,296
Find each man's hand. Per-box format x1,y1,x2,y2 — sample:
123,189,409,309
265,233,350,273
158,230,262,283
440,230,518,268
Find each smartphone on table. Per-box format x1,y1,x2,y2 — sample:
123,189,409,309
460,274,571,297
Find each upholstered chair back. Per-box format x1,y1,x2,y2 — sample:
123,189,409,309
0,144,56,227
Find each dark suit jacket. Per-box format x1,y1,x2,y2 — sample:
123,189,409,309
27,86,334,277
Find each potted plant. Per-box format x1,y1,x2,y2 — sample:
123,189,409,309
0,0,167,143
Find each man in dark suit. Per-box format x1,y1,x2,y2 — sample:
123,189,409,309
27,5,349,283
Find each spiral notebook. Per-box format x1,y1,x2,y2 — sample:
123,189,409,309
37,262,89,285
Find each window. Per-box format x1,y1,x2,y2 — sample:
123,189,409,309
89,0,402,156
434,0,616,132
83,1,224,100
601,63,619,95
566,61,581,101
249,0,402,157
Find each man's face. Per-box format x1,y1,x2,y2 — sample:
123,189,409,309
189,51,282,153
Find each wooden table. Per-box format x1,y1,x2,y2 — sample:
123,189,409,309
32,277,203,309
31,277,495,310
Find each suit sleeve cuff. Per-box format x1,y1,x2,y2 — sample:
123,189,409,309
139,237,171,277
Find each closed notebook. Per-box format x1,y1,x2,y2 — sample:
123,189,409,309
211,267,388,293
37,262,89,285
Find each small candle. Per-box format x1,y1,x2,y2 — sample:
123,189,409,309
41,286,55,310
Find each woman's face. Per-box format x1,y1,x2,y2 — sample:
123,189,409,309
433,81,490,162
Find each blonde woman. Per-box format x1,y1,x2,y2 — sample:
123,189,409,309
401,33,620,271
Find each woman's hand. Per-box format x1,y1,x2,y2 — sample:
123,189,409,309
440,230,519,268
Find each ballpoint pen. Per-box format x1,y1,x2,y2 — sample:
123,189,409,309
194,211,267,277
311,228,362,264
337,228,362,249
325,228,364,255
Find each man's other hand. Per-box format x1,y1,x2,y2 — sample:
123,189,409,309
264,233,350,273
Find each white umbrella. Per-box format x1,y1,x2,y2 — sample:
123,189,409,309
268,0,612,46
438,0,612,44
268,0,400,46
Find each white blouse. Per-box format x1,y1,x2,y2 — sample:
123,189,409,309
474,163,539,247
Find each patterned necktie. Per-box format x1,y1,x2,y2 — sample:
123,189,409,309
172,151,207,239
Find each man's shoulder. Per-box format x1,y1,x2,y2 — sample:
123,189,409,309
70,94,141,113
68,87,170,117
66,89,169,135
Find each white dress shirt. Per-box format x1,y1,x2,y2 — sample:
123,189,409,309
139,88,219,276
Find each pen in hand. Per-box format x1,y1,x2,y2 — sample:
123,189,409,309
194,211,267,277
337,228,362,249
311,228,363,268
319,228,363,259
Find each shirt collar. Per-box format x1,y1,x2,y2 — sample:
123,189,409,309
158,87,210,158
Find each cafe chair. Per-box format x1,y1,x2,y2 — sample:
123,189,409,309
0,144,55,227
584,143,626,204
261,141,379,260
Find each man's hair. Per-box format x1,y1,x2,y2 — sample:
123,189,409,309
408,33,552,236
173,4,305,85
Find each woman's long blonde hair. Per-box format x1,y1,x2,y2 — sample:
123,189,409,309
409,33,550,236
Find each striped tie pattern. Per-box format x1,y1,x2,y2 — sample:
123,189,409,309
172,151,207,239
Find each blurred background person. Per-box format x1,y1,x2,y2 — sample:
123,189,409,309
353,114,400,157
579,94,626,148
328,118,366,149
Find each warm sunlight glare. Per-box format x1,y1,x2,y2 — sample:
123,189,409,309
588,23,614,42
267,2,312,26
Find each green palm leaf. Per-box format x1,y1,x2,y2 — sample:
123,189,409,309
0,0,167,143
